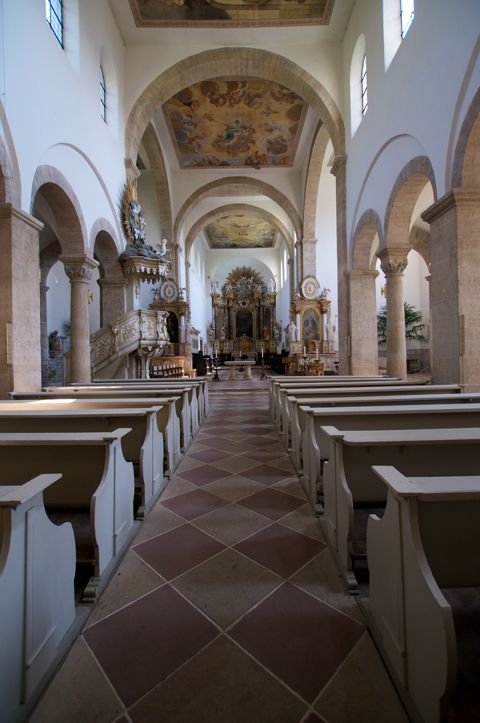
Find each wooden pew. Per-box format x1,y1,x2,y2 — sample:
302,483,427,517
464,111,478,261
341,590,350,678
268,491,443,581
271,378,428,431
366,466,480,723
284,386,464,455
89,376,209,421
0,429,135,601
268,375,402,420
0,407,164,519
301,403,480,514
0,474,77,723
319,425,480,593
13,388,188,459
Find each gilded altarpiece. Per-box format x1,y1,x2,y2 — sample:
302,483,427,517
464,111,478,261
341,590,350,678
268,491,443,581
211,266,277,355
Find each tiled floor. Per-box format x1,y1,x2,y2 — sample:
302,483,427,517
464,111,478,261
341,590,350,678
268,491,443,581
30,377,409,723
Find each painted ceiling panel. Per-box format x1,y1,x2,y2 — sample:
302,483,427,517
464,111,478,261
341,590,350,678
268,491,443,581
163,78,307,169
129,0,334,28
205,215,277,248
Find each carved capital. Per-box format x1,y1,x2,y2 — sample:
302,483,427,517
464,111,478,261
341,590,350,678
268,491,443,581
60,255,98,283
377,248,408,277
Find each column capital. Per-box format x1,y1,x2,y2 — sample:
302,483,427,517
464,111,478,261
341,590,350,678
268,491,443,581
0,202,44,231
301,237,317,245
377,247,409,277
60,255,98,283
330,155,347,177
294,240,302,250
422,189,480,223
97,279,127,289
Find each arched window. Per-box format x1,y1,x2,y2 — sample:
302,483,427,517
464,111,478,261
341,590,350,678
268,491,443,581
350,34,366,135
400,0,415,38
45,0,63,48
100,66,107,122
361,54,368,116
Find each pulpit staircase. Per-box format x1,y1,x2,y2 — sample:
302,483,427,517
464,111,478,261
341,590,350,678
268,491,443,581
90,309,169,379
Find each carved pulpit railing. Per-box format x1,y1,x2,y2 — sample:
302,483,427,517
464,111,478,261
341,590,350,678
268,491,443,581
90,309,169,374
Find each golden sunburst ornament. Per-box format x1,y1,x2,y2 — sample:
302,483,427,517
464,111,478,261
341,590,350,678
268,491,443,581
225,266,263,287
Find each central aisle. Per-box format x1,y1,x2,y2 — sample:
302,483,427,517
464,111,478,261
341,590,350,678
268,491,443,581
32,385,408,723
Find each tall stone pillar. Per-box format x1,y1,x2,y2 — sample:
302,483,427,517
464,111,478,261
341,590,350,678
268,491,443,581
378,248,408,379
0,204,43,396
61,255,98,384
98,279,126,327
301,237,317,278
422,190,480,389
331,155,349,373
348,269,379,375
294,241,302,289
288,257,295,306
185,260,191,304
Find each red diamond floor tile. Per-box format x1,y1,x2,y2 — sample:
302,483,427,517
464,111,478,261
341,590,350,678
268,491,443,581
241,463,291,486
229,582,364,704
133,523,225,579
176,464,229,486
237,487,305,520
189,448,233,463
234,523,325,578
84,585,219,707
160,488,228,520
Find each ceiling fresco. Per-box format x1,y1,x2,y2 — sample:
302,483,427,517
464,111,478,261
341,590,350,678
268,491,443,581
204,215,277,249
129,0,334,28
163,78,308,169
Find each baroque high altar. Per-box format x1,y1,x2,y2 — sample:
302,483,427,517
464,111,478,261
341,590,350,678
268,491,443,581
210,266,279,358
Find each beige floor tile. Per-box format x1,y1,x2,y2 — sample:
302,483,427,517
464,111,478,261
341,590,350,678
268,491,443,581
273,477,309,500
210,456,260,474
172,548,282,629
278,503,325,540
30,638,124,723
314,633,409,723
129,635,306,722
290,551,365,623
204,474,264,502
85,551,165,626
192,502,271,545
134,504,184,544
174,456,205,472
159,476,198,500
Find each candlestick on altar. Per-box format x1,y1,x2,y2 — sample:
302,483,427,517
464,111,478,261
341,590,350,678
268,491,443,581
316,348,319,361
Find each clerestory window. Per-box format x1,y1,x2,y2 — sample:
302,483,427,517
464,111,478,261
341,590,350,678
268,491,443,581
100,66,107,122
400,0,414,38
361,54,368,116
45,0,63,48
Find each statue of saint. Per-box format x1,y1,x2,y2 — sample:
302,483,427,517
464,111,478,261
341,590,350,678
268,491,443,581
289,319,298,343
219,326,226,341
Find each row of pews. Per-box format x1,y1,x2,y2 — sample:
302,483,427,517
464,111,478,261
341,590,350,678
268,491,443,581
269,374,480,723
0,377,208,723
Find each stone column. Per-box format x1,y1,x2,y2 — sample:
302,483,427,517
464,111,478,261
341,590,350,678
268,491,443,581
378,248,408,379
331,155,350,373
185,260,191,305
301,237,317,278
294,241,303,289
288,257,295,306
61,255,99,384
0,204,43,396
97,279,126,327
422,189,480,389
348,269,379,375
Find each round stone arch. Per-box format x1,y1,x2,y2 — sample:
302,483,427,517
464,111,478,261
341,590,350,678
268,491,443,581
303,123,331,240
348,209,383,375
141,123,173,243
91,218,125,326
452,86,480,189
124,47,345,168
174,176,302,244
31,165,87,256
184,203,294,262
383,156,437,252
